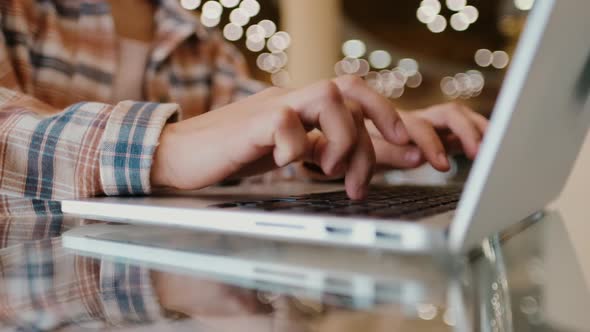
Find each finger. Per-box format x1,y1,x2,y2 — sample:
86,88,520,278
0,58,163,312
364,118,381,138
418,103,484,159
228,108,306,179
284,81,358,175
436,108,482,159
372,139,425,170
304,129,329,169
399,113,450,171
332,75,409,144
345,108,376,200
441,133,465,155
272,109,309,167
466,110,490,134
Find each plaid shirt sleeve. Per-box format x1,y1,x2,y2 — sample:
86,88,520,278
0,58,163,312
0,225,165,329
0,88,178,200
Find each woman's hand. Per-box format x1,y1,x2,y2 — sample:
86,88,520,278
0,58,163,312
150,74,489,199
151,75,409,200
366,102,489,172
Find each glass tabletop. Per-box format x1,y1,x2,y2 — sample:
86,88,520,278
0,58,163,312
0,194,588,332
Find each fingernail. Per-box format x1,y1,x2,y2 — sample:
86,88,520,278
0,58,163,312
405,149,421,163
438,153,449,167
274,149,289,167
394,120,408,142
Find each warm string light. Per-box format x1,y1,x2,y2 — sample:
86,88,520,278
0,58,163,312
180,0,291,87
475,49,510,69
335,43,423,100
417,0,479,33
181,1,503,97
514,0,535,11
440,70,485,99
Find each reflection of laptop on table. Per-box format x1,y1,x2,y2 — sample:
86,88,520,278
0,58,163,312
62,1,590,253
63,223,448,311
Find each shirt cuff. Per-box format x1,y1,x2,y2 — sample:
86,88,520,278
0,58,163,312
99,101,178,196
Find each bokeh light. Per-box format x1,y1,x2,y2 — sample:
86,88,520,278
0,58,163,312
450,12,470,31
417,5,438,24
369,50,392,69
223,23,243,41
421,0,442,14
356,59,370,76
441,70,485,99
220,0,239,8
246,38,265,52
230,8,250,26
267,32,291,52
336,57,361,76
246,25,266,42
514,0,535,11
342,40,367,58
200,15,221,27
202,1,223,19
417,304,438,321
257,52,283,73
461,5,479,23
271,70,291,87
406,72,423,88
491,50,510,69
427,15,447,33
475,49,493,67
258,19,277,38
398,58,419,76
446,0,466,12
240,0,261,17
181,0,201,10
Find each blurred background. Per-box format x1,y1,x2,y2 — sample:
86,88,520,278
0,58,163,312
179,0,590,284
180,0,535,184
180,0,535,116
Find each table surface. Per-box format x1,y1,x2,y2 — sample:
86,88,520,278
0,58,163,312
0,184,589,332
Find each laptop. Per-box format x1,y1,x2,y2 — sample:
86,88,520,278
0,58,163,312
62,0,590,253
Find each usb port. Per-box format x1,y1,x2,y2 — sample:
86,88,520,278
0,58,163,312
325,226,353,236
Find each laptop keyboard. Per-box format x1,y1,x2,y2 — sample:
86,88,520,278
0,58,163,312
210,185,462,220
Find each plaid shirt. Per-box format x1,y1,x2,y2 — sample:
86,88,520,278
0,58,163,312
0,0,264,328
0,0,264,201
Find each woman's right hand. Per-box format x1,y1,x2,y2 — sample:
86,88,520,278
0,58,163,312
150,75,410,200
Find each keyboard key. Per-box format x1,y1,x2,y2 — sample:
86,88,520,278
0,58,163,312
210,185,462,220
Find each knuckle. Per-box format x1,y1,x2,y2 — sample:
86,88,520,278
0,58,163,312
338,75,364,90
273,107,298,127
413,116,431,128
318,81,343,103
447,101,467,114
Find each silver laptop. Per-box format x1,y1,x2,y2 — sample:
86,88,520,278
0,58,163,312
62,0,590,253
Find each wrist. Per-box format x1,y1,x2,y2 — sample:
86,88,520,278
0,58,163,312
151,124,177,189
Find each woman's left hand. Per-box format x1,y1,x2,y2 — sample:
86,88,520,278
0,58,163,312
366,102,489,172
